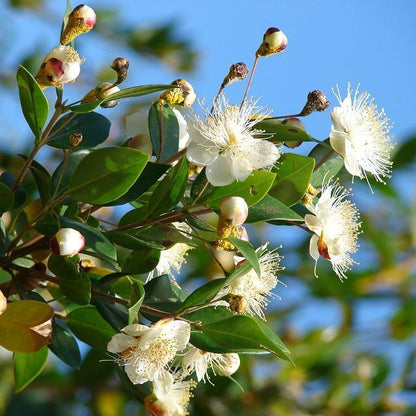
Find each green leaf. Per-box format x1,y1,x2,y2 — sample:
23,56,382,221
51,149,91,197
1,172,26,209
128,283,145,324
108,230,164,251
16,66,49,142
48,254,91,305
0,300,54,353
103,162,169,206
48,319,81,369
14,346,48,392
147,157,188,218
255,118,313,143
148,102,180,162
269,153,315,206
27,158,51,206
246,194,304,223
122,248,161,274
70,84,173,113
66,306,116,349
48,112,111,149
0,182,14,214
68,147,149,204
392,135,416,169
206,171,276,209
228,237,260,276
93,298,128,331
198,314,292,359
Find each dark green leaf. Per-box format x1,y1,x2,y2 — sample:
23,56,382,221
108,230,164,251
228,237,260,276
128,283,145,324
269,153,315,206
14,347,48,392
392,135,416,169
147,157,188,218
118,207,149,228
70,85,173,113
48,112,111,149
93,298,128,331
68,147,149,204
148,102,180,162
122,248,161,274
256,118,313,143
0,172,26,209
49,319,82,369
246,194,304,223
66,306,116,349
27,159,51,206
16,66,49,142
206,171,276,209
103,162,169,206
0,182,14,214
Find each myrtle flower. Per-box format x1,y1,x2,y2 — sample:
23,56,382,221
35,45,82,89
219,245,282,320
145,370,195,416
147,223,194,282
330,84,393,184
107,319,190,384
181,345,240,382
186,96,281,186
304,181,361,280
126,109,190,156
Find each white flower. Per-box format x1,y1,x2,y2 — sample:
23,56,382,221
107,319,190,384
126,109,190,156
219,246,282,320
147,223,194,282
186,96,281,186
181,345,240,383
50,227,85,257
330,84,393,184
36,45,82,88
145,370,195,416
304,181,361,280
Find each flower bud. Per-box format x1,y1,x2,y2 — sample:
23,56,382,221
230,225,250,242
217,196,249,238
50,228,85,257
111,57,129,85
35,45,82,89
282,117,305,149
159,79,196,108
221,62,249,89
299,90,330,116
214,353,240,377
60,4,97,45
81,82,120,107
70,132,83,147
256,27,288,57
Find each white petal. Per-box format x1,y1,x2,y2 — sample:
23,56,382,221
206,154,235,186
309,234,320,262
164,321,191,350
186,142,218,166
304,214,322,236
122,324,149,336
173,109,190,150
329,130,346,157
153,370,174,397
107,333,136,353
125,112,149,137
125,364,148,384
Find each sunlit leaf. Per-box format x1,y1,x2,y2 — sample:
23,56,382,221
14,346,48,392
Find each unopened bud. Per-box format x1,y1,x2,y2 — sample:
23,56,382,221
228,294,248,314
70,132,83,147
50,228,85,257
299,90,330,116
256,27,288,57
81,82,120,107
111,57,129,85
60,4,97,45
230,225,250,242
159,79,196,108
211,247,236,273
217,196,249,238
282,117,305,149
35,45,82,89
221,62,249,89
215,353,240,377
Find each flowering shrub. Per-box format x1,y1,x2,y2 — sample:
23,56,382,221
0,3,395,415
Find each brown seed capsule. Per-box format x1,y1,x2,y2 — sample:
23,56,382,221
70,132,83,147
221,62,250,89
111,57,129,85
299,90,330,116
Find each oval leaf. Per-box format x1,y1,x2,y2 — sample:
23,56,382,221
16,66,49,142
68,147,149,204
255,118,312,143
48,112,111,149
0,182,15,214
14,346,49,392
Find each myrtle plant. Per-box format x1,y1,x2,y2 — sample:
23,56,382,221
0,4,394,415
